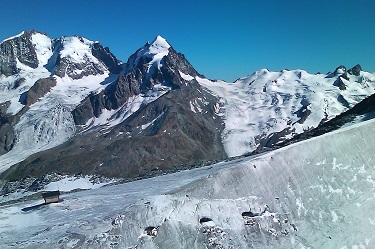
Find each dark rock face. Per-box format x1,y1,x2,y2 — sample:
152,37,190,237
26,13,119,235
54,55,107,79
73,46,200,125
19,77,57,106
13,78,26,89
72,70,142,124
0,31,39,76
0,102,15,155
91,43,122,73
334,65,346,74
337,94,350,108
334,77,347,90
348,64,362,76
254,127,294,151
164,47,200,78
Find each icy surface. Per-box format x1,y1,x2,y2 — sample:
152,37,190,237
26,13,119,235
1,118,375,248
0,73,113,173
196,69,375,157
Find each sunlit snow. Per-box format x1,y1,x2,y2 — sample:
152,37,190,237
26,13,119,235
197,69,375,157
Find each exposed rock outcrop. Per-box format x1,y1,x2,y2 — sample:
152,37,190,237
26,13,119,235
348,64,362,76
0,102,15,155
0,31,39,76
19,77,57,106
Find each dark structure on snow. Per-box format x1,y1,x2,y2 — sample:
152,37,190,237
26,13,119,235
42,190,60,204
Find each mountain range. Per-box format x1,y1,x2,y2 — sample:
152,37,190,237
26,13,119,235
0,30,375,186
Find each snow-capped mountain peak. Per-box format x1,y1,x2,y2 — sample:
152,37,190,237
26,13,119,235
148,35,171,53
58,36,96,64
127,35,171,74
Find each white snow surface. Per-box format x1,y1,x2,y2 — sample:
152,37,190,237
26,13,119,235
31,33,53,66
59,36,96,64
179,70,194,81
196,69,375,157
1,116,375,248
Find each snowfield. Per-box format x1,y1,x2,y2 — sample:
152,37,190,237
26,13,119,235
197,70,375,157
1,118,375,248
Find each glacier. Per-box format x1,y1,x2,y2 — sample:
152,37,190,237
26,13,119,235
197,69,375,157
1,117,374,248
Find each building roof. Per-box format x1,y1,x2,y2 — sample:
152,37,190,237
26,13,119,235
42,191,60,198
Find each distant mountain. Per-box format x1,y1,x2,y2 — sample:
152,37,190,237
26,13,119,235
0,30,375,184
198,66,375,156
0,32,225,182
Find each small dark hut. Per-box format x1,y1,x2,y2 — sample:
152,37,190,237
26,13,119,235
42,191,61,204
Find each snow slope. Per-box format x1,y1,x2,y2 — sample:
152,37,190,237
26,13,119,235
197,69,375,157
0,73,113,173
1,118,374,248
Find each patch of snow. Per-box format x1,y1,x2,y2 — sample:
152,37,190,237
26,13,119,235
141,112,164,130
44,176,114,192
82,87,170,132
31,33,53,66
179,71,194,81
59,36,96,64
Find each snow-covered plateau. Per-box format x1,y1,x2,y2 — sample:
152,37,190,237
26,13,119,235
1,117,375,248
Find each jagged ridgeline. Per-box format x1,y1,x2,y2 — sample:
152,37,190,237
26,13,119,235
0,30,375,182
0,31,225,181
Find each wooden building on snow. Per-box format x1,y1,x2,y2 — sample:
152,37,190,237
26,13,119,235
42,191,61,204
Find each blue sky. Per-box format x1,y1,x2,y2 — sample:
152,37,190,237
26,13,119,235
1,0,374,81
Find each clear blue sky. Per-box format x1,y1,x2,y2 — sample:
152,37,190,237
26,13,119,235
1,0,374,81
